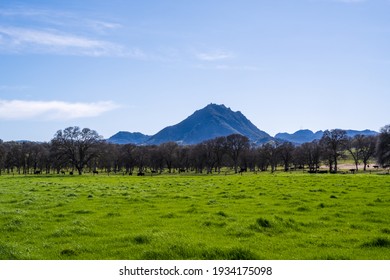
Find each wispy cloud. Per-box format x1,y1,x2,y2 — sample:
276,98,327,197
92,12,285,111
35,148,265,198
193,64,259,71
87,20,123,34
0,6,139,57
0,100,119,120
196,50,234,61
0,26,136,57
0,7,50,18
0,6,122,32
0,85,30,91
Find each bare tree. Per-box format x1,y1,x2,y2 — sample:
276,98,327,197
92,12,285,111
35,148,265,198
160,142,179,173
148,145,165,173
51,127,102,175
5,142,23,174
256,145,270,171
320,129,348,172
200,139,219,174
261,142,280,173
120,144,137,174
376,124,390,168
190,144,207,173
292,141,320,171
95,142,121,174
0,140,4,175
346,135,377,171
176,146,191,173
242,145,257,172
360,135,377,171
307,141,321,171
346,136,361,171
28,142,47,173
133,146,149,173
278,142,295,171
226,134,250,173
214,136,227,173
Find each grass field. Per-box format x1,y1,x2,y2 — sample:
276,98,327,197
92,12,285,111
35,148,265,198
0,172,389,260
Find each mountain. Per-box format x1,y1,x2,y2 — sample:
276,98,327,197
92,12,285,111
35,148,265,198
275,130,324,144
345,129,378,138
275,129,378,144
146,104,271,145
107,104,379,146
107,131,150,145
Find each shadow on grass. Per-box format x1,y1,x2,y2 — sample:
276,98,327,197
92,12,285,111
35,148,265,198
142,243,258,260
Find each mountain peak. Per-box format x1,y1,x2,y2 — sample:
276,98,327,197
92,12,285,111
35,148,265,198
205,103,226,109
202,103,230,115
146,104,270,145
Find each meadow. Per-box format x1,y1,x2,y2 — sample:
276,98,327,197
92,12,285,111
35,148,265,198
0,172,389,260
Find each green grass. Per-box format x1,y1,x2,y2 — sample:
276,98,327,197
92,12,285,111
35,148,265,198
0,172,389,260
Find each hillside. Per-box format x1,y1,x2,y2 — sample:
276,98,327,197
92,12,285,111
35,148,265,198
145,104,270,145
107,131,150,145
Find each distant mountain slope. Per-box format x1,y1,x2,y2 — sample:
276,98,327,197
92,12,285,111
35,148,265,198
345,129,378,138
107,131,150,145
146,103,270,145
275,130,324,144
275,129,378,144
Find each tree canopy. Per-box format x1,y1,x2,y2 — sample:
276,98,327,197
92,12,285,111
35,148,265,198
51,127,102,175
376,125,390,167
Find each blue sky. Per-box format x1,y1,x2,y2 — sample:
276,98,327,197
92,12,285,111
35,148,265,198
0,0,389,141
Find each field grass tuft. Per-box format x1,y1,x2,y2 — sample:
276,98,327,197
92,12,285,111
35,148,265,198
362,237,390,248
133,235,151,245
0,243,19,260
256,218,272,228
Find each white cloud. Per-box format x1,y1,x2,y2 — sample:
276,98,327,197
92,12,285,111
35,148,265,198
0,26,134,57
0,99,119,120
196,50,234,61
87,20,123,33
0,85,30,91
0,7,122,32
0,6,139,57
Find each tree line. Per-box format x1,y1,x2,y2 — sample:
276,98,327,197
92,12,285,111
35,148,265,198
0,125,389,175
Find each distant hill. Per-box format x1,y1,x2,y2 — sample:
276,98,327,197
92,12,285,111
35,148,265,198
275,130,324,144
146,103,271,145
275,129,378,144
275,129,323,144
344,129,378,138
107,131,150,145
